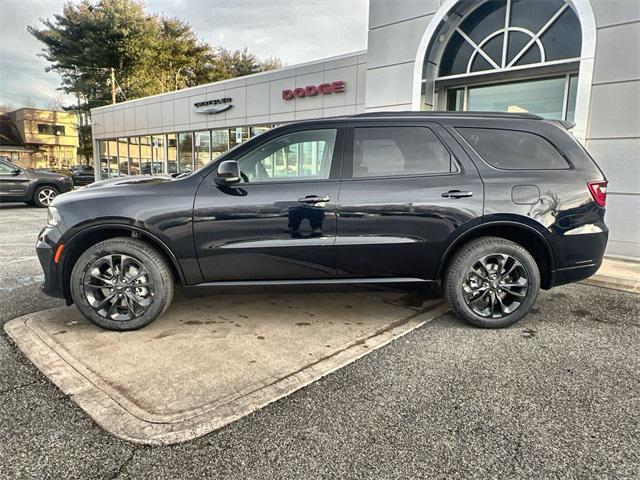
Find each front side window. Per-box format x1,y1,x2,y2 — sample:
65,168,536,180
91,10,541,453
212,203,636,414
353,126,455,178
457,127,569,170
237,129,337,183
0,161,15,173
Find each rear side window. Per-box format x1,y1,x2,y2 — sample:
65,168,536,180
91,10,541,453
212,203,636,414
457,127,569,170
353,126,456,178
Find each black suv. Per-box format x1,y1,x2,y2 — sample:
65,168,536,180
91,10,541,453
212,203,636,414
0,158,74,207
37,112,608,330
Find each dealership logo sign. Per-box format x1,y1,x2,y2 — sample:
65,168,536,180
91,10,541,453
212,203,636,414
282,81,345,101
193,97,232,114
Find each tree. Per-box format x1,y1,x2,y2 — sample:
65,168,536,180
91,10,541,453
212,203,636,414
29,0,282,159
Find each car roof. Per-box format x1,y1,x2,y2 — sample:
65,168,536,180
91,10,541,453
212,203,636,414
286,110,544,127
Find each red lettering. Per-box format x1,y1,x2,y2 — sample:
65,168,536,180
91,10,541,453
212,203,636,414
331,81,345,93
318,83,332,95
282,89,294,100
282,81,345,101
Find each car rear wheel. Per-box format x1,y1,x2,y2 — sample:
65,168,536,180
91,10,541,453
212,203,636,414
70,237,174,331
444,236,540,328
33,185,59,208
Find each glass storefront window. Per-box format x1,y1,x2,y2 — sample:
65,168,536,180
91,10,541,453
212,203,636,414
98,140,108,179
194,131,210,171
565,74,578,123
140,136,152,174
447,88,465,112
211,129,229,161
129,137,141,175
117,138,129,176
178,133,193,173
107,139,118,177
446,75,577,121
167,134,177,174
228,127,249,150
152,135,166,175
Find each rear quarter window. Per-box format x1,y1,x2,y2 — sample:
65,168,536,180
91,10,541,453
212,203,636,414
457,127,570,170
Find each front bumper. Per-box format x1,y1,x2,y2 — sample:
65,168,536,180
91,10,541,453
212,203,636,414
36,227,65,299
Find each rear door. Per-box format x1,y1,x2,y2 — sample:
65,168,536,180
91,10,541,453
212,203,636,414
334,120,484,280
193,124,344,282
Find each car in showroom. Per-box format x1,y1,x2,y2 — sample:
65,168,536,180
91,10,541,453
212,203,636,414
36,112,608,331
0,157,74,207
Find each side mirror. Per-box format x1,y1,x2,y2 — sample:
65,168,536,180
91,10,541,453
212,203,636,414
215,160,241,185
11,168,21,176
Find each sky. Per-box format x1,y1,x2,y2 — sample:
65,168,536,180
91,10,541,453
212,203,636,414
0,0,369,109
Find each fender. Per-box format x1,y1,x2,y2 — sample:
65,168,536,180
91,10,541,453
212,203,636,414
435,217,557,280
59,222,187,285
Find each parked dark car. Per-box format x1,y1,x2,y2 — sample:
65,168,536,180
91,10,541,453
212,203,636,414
0,158,73,207
69,164,96,186
34,167,73,177
37,112,608,331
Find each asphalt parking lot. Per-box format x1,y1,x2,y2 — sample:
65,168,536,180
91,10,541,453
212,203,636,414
1,202,639,479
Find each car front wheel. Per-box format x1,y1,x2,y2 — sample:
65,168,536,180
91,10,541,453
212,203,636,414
444,236,540,328
70,237,175,331
33,185,59,207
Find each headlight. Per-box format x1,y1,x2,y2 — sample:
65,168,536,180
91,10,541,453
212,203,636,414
47,206,61,227
58,176,71,182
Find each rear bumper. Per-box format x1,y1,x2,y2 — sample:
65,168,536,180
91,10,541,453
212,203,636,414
549,229,608,287
551,262,602,287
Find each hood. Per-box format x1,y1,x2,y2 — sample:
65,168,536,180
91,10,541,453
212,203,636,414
83,175,176,189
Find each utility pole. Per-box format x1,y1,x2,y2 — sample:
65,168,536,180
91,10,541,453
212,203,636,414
111,68,116,104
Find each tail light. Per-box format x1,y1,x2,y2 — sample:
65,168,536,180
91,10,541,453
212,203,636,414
587,181,608,207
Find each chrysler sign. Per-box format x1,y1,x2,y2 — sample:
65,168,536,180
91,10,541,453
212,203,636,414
282,81,345,100
193,97,232,114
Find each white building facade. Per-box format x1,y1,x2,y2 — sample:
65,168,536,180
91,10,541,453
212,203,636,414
91,0,639,259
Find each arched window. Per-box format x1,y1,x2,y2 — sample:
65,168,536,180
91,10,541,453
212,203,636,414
439,0,581,77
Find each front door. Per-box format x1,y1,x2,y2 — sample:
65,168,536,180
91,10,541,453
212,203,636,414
0,161,29,198
335,121,484,280
193,125,344,282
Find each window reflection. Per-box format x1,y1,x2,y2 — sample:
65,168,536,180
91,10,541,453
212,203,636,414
194,131,210,171
98,124,278,178
129,137,141,175
211,129,229,161
140,136,152,174
178,133,193,173
446,75,577,121
107,139,118,177
152,135,166,175
98,141,108,179
167,134,177,174
117,138,129,175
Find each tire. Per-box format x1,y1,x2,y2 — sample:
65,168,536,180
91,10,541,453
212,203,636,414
70,237,175,331
444,236,540,329
33,185,59,208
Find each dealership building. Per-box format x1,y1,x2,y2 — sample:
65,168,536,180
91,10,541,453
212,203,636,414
91,0,639,259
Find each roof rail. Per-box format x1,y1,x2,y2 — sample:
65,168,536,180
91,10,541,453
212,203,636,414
351,111,544,120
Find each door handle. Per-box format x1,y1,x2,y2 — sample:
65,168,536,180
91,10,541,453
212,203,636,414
298,195,331,204
441,190,473,199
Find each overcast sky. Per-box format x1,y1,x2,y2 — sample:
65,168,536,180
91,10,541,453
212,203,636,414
0,0,368,109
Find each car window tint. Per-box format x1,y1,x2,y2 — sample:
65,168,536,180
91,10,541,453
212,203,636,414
353,126,455,178
237,129,337,183
457,127,569,170
0,162,15,173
